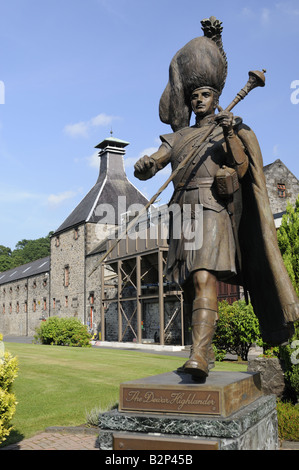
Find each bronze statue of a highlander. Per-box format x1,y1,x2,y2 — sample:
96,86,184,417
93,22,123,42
134,17,299,380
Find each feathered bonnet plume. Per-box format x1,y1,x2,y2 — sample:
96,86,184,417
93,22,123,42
159,17,228,131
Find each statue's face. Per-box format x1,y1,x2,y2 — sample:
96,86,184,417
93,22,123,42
191,88,216,118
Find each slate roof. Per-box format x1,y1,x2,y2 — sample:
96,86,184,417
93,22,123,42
0,257,50,286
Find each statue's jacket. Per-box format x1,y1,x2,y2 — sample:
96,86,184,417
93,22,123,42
150,118,299,345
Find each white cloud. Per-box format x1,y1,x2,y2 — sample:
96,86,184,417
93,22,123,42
47,190,78,207
124,147,158,169
273,145,279,157
124,156,137,168
87,150,100,168
241,7,254,18
124,146,172,177
241,6,271,24
0,190,41,203
139,147,159,158
63,113,120,138
64,121,89,138
276,2,299,17
261,8,270,24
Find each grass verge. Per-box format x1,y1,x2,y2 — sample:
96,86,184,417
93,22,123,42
1,342,247,446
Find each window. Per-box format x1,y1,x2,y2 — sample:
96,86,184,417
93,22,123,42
74,228,79,240
43,298,47,311
64,266,70,287
277,183,286,198
53,298,56,309
89,306,93,329
90,292,94,305
55,236,60,247
65,296,68,307
16,302,19,313
9,302,12,314
24,301,27,313
33,300,36,312
2,304,5,314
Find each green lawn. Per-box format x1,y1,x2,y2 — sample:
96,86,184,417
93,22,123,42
1,342,247,446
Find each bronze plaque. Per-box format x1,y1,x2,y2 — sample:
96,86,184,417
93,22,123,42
113,432,219,450
121,387,220,414
119,371,262,417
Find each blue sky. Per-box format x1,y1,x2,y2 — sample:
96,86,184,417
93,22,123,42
0,0,298,249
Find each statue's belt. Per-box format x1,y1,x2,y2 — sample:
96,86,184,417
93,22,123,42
175,177,214,191
176,166,239,199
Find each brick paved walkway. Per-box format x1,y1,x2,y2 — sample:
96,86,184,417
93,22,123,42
1,427,298,451
1,427,100,451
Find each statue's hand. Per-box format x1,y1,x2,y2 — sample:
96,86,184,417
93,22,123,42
215,111,234,135
134,155,155,179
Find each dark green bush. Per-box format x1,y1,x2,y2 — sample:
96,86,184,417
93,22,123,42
279,323,299,402
213,300,263,361
277,400,299,441
34,317,92,347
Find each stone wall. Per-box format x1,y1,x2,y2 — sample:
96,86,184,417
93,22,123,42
85,222,116,255
264,159,299,214
85,252,106,336
0,273,50,336
50,225,85,322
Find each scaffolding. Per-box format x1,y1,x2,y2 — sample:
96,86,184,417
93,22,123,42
99,213,184,345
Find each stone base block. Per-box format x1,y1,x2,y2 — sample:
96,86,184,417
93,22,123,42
119,370,262,417
99,371,278,450
99,395,278,451
99,395,278,450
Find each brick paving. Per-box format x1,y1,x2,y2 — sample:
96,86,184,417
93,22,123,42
1,427,100,451
1,427,298,451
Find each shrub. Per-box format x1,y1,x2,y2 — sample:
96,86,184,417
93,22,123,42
212,344,226,362
279,323,299,402
0,334,18,444
213,300,263,361
277,400,299,441
34,316,92,347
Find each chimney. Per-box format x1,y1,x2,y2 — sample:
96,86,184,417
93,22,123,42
95,135,129,181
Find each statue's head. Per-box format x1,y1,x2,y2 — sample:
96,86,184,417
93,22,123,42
159,17,227,131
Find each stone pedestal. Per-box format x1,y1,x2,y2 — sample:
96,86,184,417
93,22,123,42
98,370,279,450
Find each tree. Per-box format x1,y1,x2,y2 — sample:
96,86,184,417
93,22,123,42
277,196,299,401
11,233,53,267
0,232,53,272
0,246,12,272
277,197,299,295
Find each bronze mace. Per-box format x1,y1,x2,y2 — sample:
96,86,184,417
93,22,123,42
89,69,266,275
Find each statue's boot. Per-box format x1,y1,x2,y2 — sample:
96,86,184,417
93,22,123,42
183,298,218,379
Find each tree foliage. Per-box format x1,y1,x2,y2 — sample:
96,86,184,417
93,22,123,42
277,197,299,295
276,197,299,401
213,300,263,361
0,232,53,272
